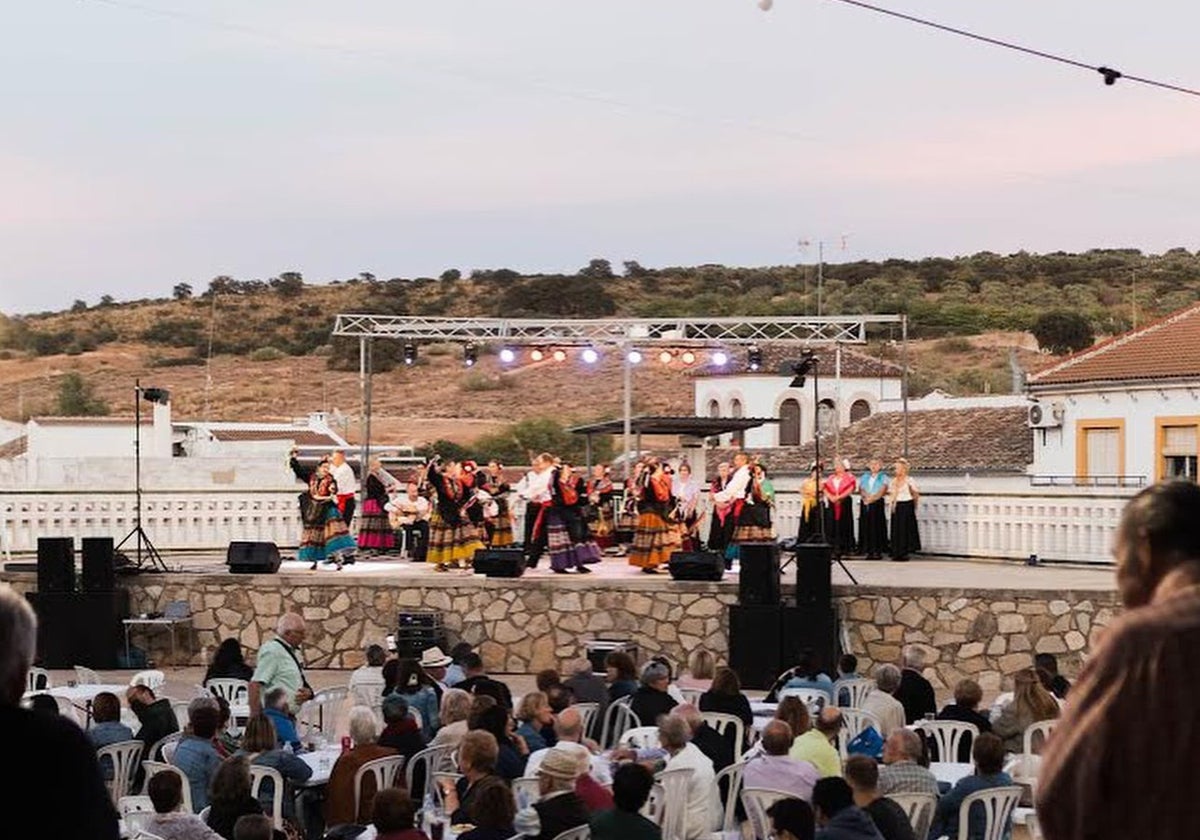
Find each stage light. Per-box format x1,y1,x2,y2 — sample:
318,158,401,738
711,350,729,367
680,350,697,365
552,349,567,362
790,350,817,387
748,345,763,372
581,347,600,365
627,349,643,364
658,350,674,365
499,347,516,364
464,342,478,367
530,348,545,361
403,343,417,366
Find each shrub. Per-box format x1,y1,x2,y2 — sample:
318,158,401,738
463,373,512,392
249,346,286,362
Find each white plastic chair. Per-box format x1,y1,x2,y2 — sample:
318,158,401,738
26,666,52,693
142,761,192,812
353,754,406,822
777,686,833,715
249,764,286,829
550,826,590,840
677,688,703,706
149,731,183,763
50,693,90,727
741,787,794,840
170,700,191,730
406,743,458,802
936,785,1023,840
130,670,166,691
433,772,464,811
298,685,350,739
712,761,746,833
618,726,661,750
832,678,872,708
891,792,937,840
205,678,249,705
916,720,979,763
1023,720,1056,756
74,664,102,685
600,700,641,749
133,831,169,840
655,766,694,840
700,711,747,762
119,795,155,837
836,708,881,760
513,776,541,808
574,702,600,737
98,739,146,806
198,805,211,825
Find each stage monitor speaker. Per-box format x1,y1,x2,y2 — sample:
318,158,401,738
37,537,76,593
473,547,526,578
81,537,116,592
794,542,833,605
26,590,130,669
729,604,782,690
780,604,840,678
738,542,781,606
226,541,282,574
668,550,725,582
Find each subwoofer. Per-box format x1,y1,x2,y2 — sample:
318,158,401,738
226,541,282,574
37,537,76,593
81,537,116,592
780,604,840,677
668,550,725,582
473,547,526,578
738,542,781,606
794,542,833,605
26,589,130,668
729,604,782,690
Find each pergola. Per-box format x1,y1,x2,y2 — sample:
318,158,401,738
567,415,779,470
330,313,908,475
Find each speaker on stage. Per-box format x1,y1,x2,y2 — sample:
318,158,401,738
729,604,782,690
473,547,526,578
26,590,130,668
668,550,725,582
226,541,282,574
794,542,833,605
81,537,116,592
780,604,839,677
738,542,781,606
37,537,75,593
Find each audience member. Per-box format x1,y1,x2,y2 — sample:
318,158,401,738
934,679,992,761
773,697,812,751
783,650,835,694
128,681,181,788
590,762,662,840
445,642,474,687
929,733,1013,840
1033,653,1070,700
604,651,639,703
442,730,504,825
536,669,562,693
474,703,530,779
1038,481,1200,840
563,657,609,709
27,693,61,715
697,665,754,733
843,756,914,840
419,645,453,693
859,665,906,738
516,691,555,751
458,776,517,840
525,706,612,786
672,703,734,774
657,713,719,840
545,683,574,717
212,695,241,758
430,688,473,749
89,690,135,779
677,648,717,692
371,787,427,840
349,643,388,706
629,661,678,727
767,797,816,840
992,668,1060,754
1,585,119,839
743,720,819,801
236,712,313,826
325,705,400,827
390,659,442,739
145,768,224,840
893,647,936,725
790,707,843,779
172,695,224,812
262,686,303,753
207,755,267,839
232,814,278,840
205,637,255,685
811,776,883,840
379,693,428,762
456,652,514,710
513,746,590,840
835,655,861,705
467,695,499,729
248,612,313,716
877,730,938,798
650,655,687,703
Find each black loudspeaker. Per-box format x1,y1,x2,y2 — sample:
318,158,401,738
781,604,840,677
794,542,833,605
26,590,130,668
37,537,76,593
730,605,782,689
81,537,116,592
738,542,781,606
226,541,282,574
668,550,725,582
473,547,526,578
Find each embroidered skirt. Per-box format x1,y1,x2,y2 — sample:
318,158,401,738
628,510,681,569
356,498,395,550
427,509,484,567
298,504,357,564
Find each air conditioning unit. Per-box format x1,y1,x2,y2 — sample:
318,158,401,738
1028,401,1064,429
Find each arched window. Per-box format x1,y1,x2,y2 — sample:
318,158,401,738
850,399,872,423
730,399,744,447
708,399,721,418
817,398,836,436
778,398,801,447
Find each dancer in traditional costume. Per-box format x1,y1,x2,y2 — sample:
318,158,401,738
671,462,702,551
459,461,488,545
888,457,921,562
857,457,890,560
797,462,823,543
585,464,616,550
716,453,771,552
627,457,680,574
298,459,357,571
822,458,858,559
424,457,485,572
706,461,735,562
479,460,514,546
545,461,603,574
357,458,397,553
515,454,553,568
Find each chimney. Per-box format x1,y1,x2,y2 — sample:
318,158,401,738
152,397,173,457
1009,347,1026,395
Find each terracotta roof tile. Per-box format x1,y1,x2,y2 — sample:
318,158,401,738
1029,301,1200,386
689,346,902,379
208,429,343,446
0,435,28,460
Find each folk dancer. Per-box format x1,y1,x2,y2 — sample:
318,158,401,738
298,459,358,571
329,450,359,528
480,460,515,546
672,462,702,551
616,460,646,549
797,462,823,543
887,458,921,562
585,465,617,551
515,454,554,568
857,458,889,560
424,457,485,572
459,461,488,545
627,457,681,574
706,461,736,562
823,458,858,559
715,452,774,556
546,461,603,574
387,481,431,562
357,457,397,553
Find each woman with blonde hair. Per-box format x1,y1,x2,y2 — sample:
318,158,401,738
993,667,1060,753
888,457,921,562
678,648,717,691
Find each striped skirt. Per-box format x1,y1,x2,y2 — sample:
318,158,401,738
628,510,681,569
427,509,484,568
356,498,395,550
298,504,357,564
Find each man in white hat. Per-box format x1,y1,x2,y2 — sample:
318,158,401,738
420,645,453,694
514,746,590,840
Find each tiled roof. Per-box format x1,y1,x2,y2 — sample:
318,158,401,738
0,435,28,460
1029,301,1200,386
705,406,1031,475
209,429,344,446
32,416,151,426
690,346,902,379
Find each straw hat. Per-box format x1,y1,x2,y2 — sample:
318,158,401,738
538,747,586,780
419,646,453,669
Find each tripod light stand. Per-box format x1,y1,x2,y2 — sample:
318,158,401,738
115,380,170,572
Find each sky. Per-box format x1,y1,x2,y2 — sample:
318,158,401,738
3,0,1200,314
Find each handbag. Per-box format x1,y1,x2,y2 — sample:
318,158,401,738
846,725,885,759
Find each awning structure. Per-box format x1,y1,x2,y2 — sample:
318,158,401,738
568,415,778,469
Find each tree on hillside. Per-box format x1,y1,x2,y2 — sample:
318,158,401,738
623,260,649,277
1032,311,1095,354
579,258,614,279
440,269,461,283
56,372,109,416
173,283,193,300
419,439,472,462
71,300,88,312
98,295,115,307
472,417,612,466
271,272,305,298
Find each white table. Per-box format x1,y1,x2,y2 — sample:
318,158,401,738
123,616,192,665
299,746,342,787
25,683,131,726
930,762,975,786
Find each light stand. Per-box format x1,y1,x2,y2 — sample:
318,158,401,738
115,380,169,573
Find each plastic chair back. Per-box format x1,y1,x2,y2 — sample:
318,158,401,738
142,761,192,812
130,670,166,691
170,700,191,731
26,666,52,693
98,739,145,806
406,743,458,802
119,795,155,837
353,754,406,823
891,792,937,839
550,826,590,840
956,785,1022,840
836,708,881,760
513,776,541,808
713,761,746,832
677,688,703,706
298,685,350,738
149,731,183,763
655,766,694,840
573,702,600,738
700,711,746,762
205,678,249,705
250,764,286,829
1023,720,1056,756
74,664,101,685
741,788,794,840
617,725,661,750
833,678,873,707
600,700,640,749
777,686,832,715
916,720,979,763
